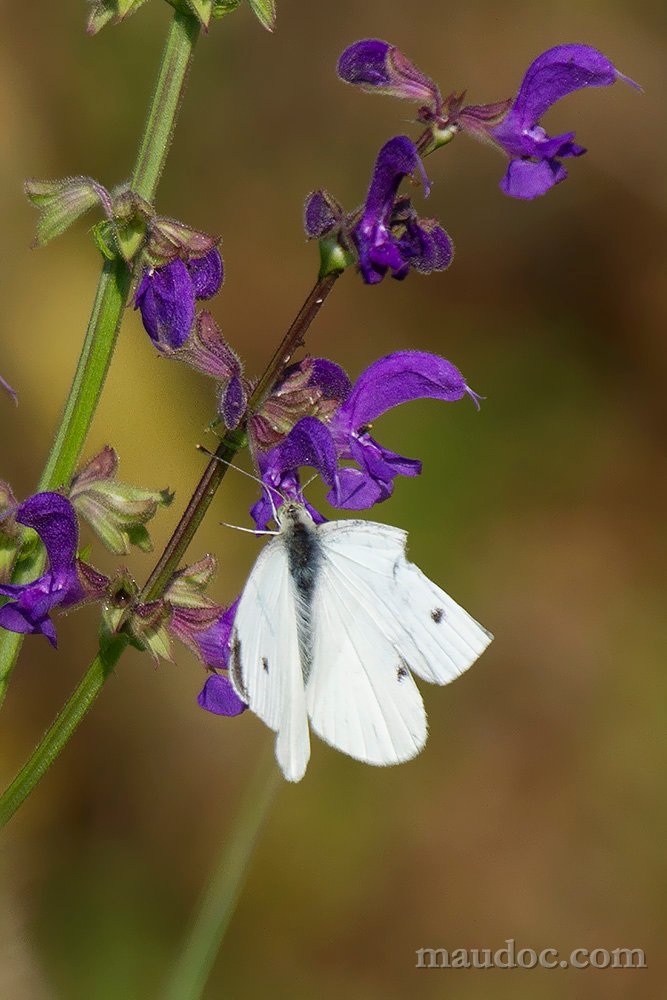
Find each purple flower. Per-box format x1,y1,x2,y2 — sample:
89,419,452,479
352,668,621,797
352,136,452,285
135,247,224,350
0,493,83,646
337,39,441,112
328,352,473,507
489,44,640,199
252,352,476,526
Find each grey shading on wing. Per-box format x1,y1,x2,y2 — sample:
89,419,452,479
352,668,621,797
230,538,310,782
306,520,492,767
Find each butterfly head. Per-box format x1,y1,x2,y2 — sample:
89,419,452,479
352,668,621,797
275,500,314,531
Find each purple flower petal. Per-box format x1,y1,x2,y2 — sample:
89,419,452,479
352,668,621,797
500,157,568,199
187,248,224,299
16,493,78,574
198,673,247,716
134,258,195,350
0,493,81,645
337,39,441,110
333,351,468,431
307,358,352,402
510,44,623,128
252,417,337,530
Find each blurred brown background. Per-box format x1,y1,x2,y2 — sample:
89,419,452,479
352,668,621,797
1,1,665,997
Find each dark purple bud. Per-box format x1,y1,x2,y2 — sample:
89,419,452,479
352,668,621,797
221,374,247,430
337,38,441,112
135,258,196,350
303,190,343,239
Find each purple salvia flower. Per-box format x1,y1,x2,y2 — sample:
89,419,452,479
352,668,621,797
328,351,472,508
353,135,439,284
337,38,441,112
489,44,640,199
0,493,82,646
253,352,476,522
135,248,224,350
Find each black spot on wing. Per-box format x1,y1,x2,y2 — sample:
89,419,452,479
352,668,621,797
397,663,408,682
262,656,269,673
431,607,445,624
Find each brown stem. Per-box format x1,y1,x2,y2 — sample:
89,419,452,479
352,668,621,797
139,270,340,602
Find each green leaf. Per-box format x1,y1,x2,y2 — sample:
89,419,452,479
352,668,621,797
248,0,276,31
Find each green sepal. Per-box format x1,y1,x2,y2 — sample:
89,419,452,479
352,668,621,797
212,0,242,16
25,176,112,247
115,217,147,262
86,0,151,36
145,217,218,267
248,0,276,31
165,554,218,609
70,446,173,556
92,221,119,261
164,0,213,27
318,235,355,279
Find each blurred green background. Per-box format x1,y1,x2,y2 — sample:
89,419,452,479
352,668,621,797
1,2,665,997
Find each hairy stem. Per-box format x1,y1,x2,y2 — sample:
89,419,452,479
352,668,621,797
164,749,280,1000
0,12,201,702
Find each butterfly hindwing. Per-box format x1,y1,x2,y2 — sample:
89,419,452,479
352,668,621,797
230,537,310,782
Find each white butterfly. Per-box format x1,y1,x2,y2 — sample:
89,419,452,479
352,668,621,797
229,501,492,782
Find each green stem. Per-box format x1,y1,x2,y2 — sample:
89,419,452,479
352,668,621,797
163,749,280,1000
37,258,131,492
0,635,128,828
0,11,201,703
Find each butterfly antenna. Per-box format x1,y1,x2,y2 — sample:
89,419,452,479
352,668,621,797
196,445,283,524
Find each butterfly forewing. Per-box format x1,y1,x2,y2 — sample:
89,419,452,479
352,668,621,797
306,519,492,766
230,538,311,782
